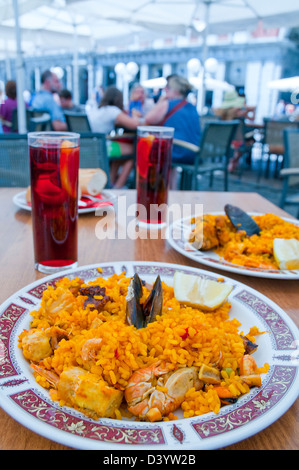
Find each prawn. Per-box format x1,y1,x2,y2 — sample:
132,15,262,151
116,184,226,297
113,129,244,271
81,338,103,362
239,354,258,375
125,362,203,422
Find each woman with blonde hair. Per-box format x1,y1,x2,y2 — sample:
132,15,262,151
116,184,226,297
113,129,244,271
145,74,201,164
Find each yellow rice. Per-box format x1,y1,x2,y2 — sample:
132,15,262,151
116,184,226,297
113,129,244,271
195,213,299,269
19,271,268,420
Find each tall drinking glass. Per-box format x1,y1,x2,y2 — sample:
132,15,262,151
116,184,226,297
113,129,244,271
136,126,174,228
28,132,80,273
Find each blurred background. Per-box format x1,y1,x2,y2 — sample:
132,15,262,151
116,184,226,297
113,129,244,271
1,0,299,122
2,0,299,216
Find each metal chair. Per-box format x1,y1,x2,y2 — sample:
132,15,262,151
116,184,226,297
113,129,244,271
279,129,299,218
29,113,51,132
199,114,220,133
261,118,299,179
172,120,239,191
10,108,32,133
65,112,91,132
0,134,30,187
79,132,111,187
0,133,110,188
10,108,51,132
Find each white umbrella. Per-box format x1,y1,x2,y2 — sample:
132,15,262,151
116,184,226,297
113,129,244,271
2,0,299,130
268,76,299,92
2,1,299,56
141,77,167,89
189,76,234,92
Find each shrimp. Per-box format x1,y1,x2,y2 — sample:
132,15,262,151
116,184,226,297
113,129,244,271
239,354,258,375
125,362,203,422
31,364,123,419
81,338,103,361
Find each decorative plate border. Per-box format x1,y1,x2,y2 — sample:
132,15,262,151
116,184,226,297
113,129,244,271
0,262,298,450
12,190,115,216
166,214,299,279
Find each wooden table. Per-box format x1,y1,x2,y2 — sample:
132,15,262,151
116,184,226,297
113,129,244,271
0,188,298,451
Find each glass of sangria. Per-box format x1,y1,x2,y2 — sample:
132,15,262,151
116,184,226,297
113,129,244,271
28,132,80,273
136,126,174,228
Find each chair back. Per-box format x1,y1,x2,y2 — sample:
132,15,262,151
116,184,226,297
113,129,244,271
197,120,239,163
200,114,220,132
11,108,32,133
29,113,51,132
283,128,299,186
263,118,299,147
65,112,91,132
0,134,30,187
79,133,110,187
0,133,110,188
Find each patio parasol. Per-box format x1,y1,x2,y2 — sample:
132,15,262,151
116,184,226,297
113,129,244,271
268,76,299,92
2,0,299,131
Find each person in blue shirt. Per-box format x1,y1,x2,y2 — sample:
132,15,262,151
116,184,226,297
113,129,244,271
32,70,67,131
145,74,201,164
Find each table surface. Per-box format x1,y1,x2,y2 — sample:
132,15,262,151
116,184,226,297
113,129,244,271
0,188,298,451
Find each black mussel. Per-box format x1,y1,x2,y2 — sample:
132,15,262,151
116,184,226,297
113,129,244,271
241,335,258,355
125,273,144,329
224,204,261,237
143,275,163,325
125,274,163,329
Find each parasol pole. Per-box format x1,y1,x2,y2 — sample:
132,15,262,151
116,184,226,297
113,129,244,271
73,24,79,105
12,0,26,133
200,0,211,115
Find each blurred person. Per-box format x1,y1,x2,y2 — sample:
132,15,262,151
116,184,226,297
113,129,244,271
214,89,256,172
0,80,17,133
145,74,201,165
275,99,286,117
59,89,82,112
128,83,154,117
32,70,67,131
88,86,141,188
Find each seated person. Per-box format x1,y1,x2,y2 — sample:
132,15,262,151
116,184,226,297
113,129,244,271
59,89,82,112
0,80,18,133
145,74,201,164
128,83,154,117
31,70,67,131
88,86,141,188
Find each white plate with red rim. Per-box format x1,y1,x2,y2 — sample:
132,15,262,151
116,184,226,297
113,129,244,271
13,190,115,215
0,261,298,450
166,212,299,279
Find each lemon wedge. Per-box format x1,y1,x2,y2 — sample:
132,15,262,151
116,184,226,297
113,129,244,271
173,271,233,311
273,238,299,270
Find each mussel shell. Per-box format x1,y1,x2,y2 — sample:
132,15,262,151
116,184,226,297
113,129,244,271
224,204,261,237
143,275,163,324
125,273,145,329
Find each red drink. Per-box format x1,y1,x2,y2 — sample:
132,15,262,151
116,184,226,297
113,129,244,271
136,127,174,226
28,133,80,273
